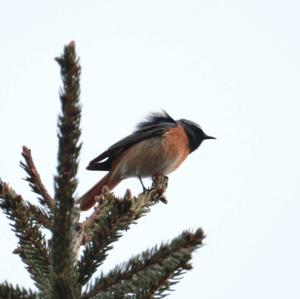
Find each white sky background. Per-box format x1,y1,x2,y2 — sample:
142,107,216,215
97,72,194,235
1,1,300,298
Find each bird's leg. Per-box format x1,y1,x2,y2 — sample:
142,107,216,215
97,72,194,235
151,173,168,190
163,175,169,187
138,175,147,192
149,173,168,204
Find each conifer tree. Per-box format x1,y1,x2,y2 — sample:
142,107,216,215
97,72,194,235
0,42,205,299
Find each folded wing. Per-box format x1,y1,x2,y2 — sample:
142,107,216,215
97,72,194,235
87,111,177,171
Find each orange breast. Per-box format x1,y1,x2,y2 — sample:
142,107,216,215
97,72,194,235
111,125,190,178
161,125,190,174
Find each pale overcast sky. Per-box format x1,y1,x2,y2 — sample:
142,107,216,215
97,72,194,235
1,1,300,298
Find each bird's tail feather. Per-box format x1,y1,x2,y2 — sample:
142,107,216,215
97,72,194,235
77,173,120,210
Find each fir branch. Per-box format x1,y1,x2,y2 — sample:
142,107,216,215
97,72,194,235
0,177,51,229
78,194,134,287
0,281,38,299
0,181,50,294
21,146,55,211
82,228,205,299
26,201,52,229
50,41,81,298
81,175,168,244
78,176,168,287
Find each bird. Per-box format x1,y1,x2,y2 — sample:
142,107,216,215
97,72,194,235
77,111,215,210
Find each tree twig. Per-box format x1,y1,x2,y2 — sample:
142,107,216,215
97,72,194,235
81,174,169,245
77,175,169,287
21,146,55,210
0,181,50,294
51,40,82,298
0,281,38,299
82,228,205,299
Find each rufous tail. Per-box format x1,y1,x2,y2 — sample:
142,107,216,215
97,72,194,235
77,173,120,211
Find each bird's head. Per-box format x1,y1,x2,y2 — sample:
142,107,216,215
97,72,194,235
179,119,216,153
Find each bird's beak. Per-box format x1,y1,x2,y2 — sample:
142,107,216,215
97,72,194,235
204,135,216,140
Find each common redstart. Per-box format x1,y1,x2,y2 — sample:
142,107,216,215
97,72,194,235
78,111,215,210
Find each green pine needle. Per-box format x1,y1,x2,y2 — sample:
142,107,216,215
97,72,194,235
0,281,38,299
78,177,168,287
50,41,82,298
20,146,55,212
0,181,50,294
82,228,205,299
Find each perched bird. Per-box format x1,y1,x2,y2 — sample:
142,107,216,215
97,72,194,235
78,111,215,210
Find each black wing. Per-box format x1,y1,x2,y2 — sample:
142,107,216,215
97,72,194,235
87,111,177,171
